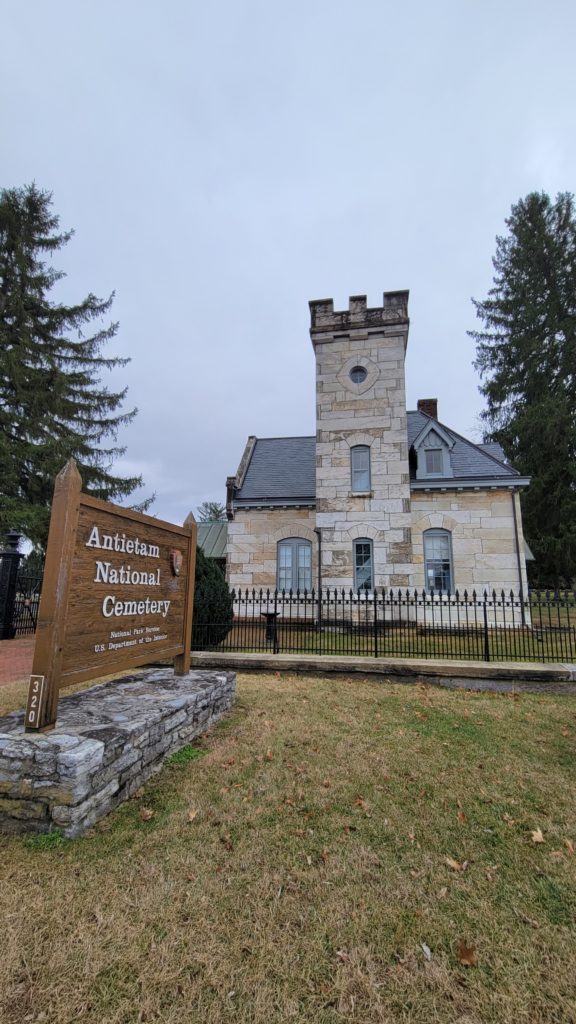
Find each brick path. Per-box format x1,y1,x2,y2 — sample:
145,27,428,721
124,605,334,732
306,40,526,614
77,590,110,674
0,636,35,685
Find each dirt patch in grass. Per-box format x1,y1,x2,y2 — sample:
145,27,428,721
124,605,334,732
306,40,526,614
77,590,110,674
1,672,575,1023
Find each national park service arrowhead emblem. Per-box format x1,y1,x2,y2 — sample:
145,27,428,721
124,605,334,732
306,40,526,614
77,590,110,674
170,549,183,576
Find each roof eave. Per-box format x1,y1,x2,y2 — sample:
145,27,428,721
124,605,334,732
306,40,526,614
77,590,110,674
234,498,316,509
410,477,530,491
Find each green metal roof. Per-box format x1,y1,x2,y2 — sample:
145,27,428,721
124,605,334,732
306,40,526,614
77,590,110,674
197,521,227,560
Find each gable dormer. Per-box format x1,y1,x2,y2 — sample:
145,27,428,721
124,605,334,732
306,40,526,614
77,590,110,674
412,418,454,480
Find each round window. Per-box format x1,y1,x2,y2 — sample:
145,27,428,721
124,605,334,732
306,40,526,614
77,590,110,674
349,365,367,384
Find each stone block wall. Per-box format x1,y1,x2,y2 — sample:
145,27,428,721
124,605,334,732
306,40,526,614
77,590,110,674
0,667,236,837
411,489,528,594
312,294,413,589
227,508,317,591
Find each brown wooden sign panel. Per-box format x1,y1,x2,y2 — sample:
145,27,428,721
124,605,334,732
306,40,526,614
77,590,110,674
25,460,196,731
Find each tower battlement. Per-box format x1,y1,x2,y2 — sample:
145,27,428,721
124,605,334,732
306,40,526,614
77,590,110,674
309,290,409,339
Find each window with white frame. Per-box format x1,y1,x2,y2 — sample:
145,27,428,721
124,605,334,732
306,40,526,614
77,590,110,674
353,538,373,591
351,445,371,491
277,538,312,592
423,529,453,592
424,448,444,475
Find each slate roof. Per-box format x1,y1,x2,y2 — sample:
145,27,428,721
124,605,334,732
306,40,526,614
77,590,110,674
234,414,523,507
235,436,316,505
406,411,518,480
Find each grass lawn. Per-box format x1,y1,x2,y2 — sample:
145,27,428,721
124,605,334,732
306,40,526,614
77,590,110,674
1,671,575,1023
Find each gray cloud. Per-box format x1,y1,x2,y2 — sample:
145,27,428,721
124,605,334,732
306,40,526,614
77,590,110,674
3,0,575,525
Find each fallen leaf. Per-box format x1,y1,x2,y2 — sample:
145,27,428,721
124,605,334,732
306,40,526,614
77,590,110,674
187,808,199,823
445,856,467,872
265,749,273,761
531,828,545,844
355,797,368,809
322,779,331,788
408,830,416,843
565,839,574,855
457,811,466,824
320,849,330,864
456,939,478,967
220,834,234,851
306,855,312,866
560,727,569,737
293,828,306,837
139,807,154,821
503,813,516,825
132,787,145,800
421,942,432,961
550,850,563,860
437,886,448,898
335,949,349,962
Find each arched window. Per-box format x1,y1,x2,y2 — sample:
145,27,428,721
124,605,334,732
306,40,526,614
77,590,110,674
351,445,371,492
277,538,312,592
423,529,453,592
353,538,373,591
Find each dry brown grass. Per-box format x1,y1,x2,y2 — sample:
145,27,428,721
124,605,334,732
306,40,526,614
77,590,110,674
1,671,575,1023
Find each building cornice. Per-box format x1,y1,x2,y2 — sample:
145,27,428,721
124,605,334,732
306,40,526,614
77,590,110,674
410,477,530,492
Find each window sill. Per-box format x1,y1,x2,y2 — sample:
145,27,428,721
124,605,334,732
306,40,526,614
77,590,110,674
350,490,373,497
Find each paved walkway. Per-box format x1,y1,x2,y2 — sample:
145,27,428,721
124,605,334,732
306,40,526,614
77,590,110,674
0,636,35,685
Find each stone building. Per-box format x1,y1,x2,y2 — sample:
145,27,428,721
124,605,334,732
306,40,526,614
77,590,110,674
225,292,530,595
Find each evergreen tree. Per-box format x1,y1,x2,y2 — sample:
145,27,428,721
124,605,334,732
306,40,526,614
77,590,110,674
0,184,147,549
192,546,234,648
470,191,576,586
196,500,226,522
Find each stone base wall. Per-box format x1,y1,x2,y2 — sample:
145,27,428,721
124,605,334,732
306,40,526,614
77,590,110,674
411,490,528,594
0,668,236,837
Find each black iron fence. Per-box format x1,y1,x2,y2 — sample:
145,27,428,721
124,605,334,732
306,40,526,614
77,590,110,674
2,559,575,663
0,532,43,639
10,571,43,636
192,588,576,663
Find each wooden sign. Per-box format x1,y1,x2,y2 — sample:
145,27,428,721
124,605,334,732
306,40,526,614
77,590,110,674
25,460,197,731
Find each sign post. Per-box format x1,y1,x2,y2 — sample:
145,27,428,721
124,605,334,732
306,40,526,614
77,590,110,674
25,460,197,732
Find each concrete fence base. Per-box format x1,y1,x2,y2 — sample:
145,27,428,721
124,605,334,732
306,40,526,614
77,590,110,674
0,667,236,837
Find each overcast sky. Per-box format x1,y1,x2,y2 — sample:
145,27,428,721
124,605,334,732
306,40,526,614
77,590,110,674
3,0,575,526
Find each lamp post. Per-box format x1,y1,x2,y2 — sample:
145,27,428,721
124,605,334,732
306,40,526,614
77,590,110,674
0,531,24,640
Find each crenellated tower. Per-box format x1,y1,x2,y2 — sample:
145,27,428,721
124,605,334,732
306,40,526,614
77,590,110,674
309,292,413,589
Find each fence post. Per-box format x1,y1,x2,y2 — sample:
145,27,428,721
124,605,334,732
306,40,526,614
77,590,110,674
273,589,279,654
0,531,24,640
373,588,378,658
483,590,490,662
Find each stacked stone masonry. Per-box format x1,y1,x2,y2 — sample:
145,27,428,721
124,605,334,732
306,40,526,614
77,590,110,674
0,668,236,837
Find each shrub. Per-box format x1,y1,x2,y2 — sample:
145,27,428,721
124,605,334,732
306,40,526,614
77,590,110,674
192,546,234,649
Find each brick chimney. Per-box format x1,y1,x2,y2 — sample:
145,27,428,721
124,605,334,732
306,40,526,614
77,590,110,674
417,398,438,420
